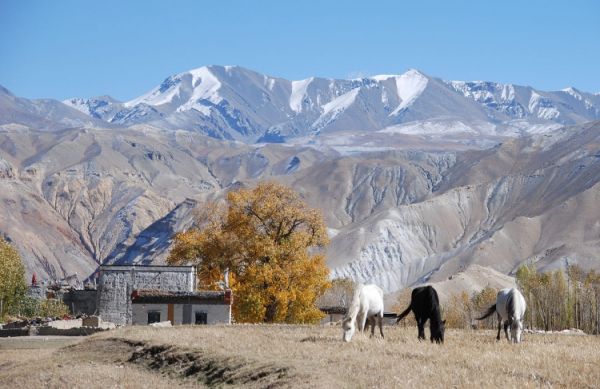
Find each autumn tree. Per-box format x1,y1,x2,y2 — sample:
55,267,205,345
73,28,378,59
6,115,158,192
0,237,27,319
515,263,600,333
168,181,331,323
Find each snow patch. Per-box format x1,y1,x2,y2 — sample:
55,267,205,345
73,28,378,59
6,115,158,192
63,98,93,115
501,84,515,101
312,88,360,128
289,77,314,113
562,87,582,100
528,91,560,120
263,75,276,91
321,88,360,117
380,120,480,135
183,67,223,106
390,69,428,115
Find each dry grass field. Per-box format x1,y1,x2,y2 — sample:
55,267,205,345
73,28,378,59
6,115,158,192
1,325,599,388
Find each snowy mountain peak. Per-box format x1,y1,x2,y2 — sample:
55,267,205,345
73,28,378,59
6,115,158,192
562,87,583,100
390,69,429,115
370,68,428,81
403,68,427,77
63,96,121,120
124,65,223,109
57,65,600,143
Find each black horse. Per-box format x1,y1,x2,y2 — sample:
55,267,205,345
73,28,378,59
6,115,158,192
396,286,446,343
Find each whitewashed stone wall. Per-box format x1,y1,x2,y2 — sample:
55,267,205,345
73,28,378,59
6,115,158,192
132,303,231,325
97,265,196,325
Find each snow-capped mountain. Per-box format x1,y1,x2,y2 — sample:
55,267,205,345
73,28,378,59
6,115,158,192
62,66,600,142
4,77,600,294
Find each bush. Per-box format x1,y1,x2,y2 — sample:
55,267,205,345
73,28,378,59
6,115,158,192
8,295,69,319
440,287,498,330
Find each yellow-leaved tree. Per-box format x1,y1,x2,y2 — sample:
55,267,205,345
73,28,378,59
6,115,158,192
0,237,27,319
168,181,331,323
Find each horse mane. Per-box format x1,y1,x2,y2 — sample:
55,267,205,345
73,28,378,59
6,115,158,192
345,283,363,321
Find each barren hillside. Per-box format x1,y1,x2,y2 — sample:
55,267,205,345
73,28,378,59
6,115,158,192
2,121,600,295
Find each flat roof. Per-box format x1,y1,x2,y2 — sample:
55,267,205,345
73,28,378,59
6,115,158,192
131,289,231,305
99,265,196,272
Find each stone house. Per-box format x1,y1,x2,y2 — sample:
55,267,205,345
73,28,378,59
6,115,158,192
96,265,197,325
131,289,232,325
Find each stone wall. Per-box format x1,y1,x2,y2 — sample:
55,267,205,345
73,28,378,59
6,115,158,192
36,326,106,336
97,265,196,325
63,290,98,315
0,328,29,337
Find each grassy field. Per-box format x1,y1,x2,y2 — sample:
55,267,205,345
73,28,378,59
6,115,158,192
1,325,598,388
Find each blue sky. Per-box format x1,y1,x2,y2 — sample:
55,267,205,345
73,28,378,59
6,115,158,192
1,0,599,101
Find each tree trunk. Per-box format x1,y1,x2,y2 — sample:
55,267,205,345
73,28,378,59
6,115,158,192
264,300,278,323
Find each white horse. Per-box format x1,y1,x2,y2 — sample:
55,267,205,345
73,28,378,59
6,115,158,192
342,284,385,342
477,288,527,343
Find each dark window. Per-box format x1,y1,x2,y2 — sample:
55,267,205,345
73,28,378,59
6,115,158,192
195,311,207,325
183,304,192,325
148,311,161,324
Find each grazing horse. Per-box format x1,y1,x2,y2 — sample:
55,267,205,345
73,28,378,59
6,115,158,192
477,288,526,343
342,284,385,342
396,286,445,343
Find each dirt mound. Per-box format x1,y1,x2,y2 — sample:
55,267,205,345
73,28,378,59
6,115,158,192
70,338,317,388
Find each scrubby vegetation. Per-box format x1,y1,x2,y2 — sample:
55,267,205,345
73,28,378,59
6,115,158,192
442,287,499,329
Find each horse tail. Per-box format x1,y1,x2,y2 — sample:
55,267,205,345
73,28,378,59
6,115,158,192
476,304,497,320
395,304,412,323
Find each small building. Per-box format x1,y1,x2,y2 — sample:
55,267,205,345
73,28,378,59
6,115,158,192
96,265,197,325
319,306,400,326
319,306,347,324
131,289,232,325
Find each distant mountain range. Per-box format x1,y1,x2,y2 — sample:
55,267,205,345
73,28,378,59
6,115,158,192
52,65,600,142
1,66,600,297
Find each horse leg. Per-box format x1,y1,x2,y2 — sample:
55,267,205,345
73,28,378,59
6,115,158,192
417,317,426,341
504,321,511,342
358,312,367,333
496,315,502,341
370,317,376,338
378,315,384,339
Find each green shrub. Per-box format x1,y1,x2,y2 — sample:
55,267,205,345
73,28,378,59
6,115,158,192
8,295,69,319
